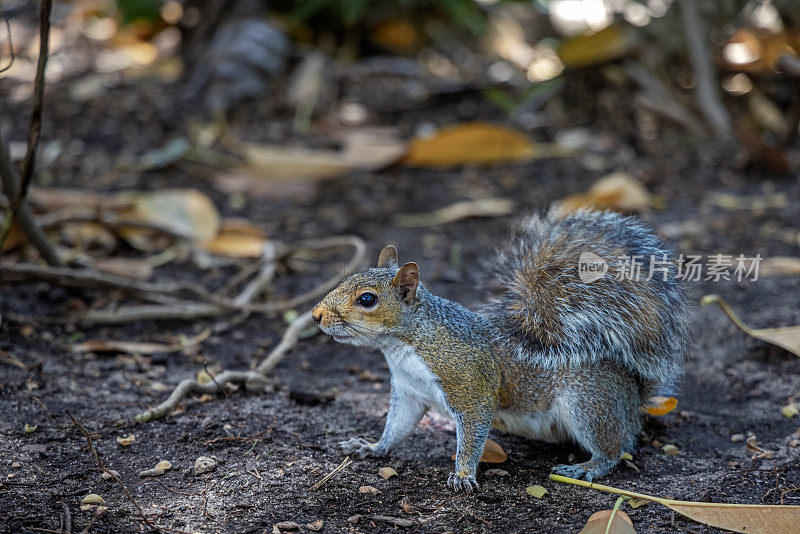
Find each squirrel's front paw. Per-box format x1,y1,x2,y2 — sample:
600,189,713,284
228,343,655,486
551,460,613,482
447,472,479,493
337,437,385,459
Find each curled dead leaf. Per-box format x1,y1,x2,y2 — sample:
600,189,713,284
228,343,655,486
81,493,105,505
701,295,800,357
201,218,268,258
358,485,380,495
578,509,636,534
646,396,678,416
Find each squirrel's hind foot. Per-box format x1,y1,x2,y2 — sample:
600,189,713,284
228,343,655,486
337,437,386,459
551,457,617,482
447,472,479,493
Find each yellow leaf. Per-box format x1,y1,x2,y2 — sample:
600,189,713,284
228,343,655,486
202,219,268,258
561,172,652,213
526,485,547,498
646,396,678,416
558,26,631,69
578,509,636,534
117,434,136,446
782,405,799,418
551,474,800,534
404,122,568,167
24,423,38,433
155,460,172,471
701,295,800,357
81,493,105,505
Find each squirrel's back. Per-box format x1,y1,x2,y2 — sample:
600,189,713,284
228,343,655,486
485,206,689,393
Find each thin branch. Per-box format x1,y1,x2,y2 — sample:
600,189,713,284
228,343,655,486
678,0,733,137
135,310,315,422
0,0,58,260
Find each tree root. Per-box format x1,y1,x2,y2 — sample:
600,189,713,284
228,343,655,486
135,310,315,422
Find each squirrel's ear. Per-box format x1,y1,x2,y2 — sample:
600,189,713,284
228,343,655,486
392,262,419,305
377,245,399,269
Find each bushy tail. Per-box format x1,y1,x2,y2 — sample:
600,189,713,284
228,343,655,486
483,206,689,394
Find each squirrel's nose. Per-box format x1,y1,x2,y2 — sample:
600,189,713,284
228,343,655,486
311,304,324,324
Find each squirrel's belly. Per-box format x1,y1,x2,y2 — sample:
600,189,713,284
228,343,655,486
381,341,452,417
492,409,569,443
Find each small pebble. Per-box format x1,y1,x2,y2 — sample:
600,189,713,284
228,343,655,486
347,515,361,524
789,439,799,448
101,470,120,481
306,520,324,531
11,462,21,469
194,456,217,475
201,417,214,429
155,460,172,471
731,434,745,443
275,521,300,531
359,485,380,495
663,444,680,455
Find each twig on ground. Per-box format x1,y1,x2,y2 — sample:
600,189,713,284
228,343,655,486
135,310,315,422
0,0,60,265
678,0,733,137
0,235,366,325
310,456,353,491
65,411,158,531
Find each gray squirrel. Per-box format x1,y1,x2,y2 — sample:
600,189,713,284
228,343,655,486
312,206,689,492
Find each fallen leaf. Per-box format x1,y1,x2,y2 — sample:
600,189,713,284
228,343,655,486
72,329,210,355
526,485,547,498
620,452,633,461
117,434,136,446
201,219,268,258
782,405,799,418
701,295,800,357
395,198,514,227
558,26,631,69
561,172,652,213
404,122,570,167
452,438,507,463
646,396,678,416
81,494,105,505
628,499,650,509
24,423,37,433
359,485,380,495
551,473,800,534
578,509,637,534
117,189,220,249
378,466,398,479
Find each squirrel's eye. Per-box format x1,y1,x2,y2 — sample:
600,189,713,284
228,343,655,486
356,292,377,308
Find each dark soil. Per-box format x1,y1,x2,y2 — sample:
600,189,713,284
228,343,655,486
2,22,800,534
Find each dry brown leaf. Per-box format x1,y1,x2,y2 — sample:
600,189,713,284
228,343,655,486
578,509,636,534
701,295,800,357
93,257,154,280
378,467,398,479
558,26,631,69
117,434,136,446
452,438,507,463
116,189,220,249
551,474,800,534
561,172,652,213
395,198,514,227
72,329,210,355
645,396,678,416
404,122,569,167
202,219,268,258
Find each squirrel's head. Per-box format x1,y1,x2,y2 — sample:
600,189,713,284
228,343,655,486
312,246,420,347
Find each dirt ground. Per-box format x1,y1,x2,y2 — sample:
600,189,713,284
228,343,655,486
2,21,800,534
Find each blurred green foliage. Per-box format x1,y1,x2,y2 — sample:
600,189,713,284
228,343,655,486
116,0,161,24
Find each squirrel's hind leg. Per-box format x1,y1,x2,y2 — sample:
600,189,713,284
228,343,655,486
551,362,642,481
